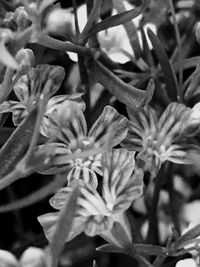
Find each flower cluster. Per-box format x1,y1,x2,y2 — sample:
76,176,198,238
38,149,143,247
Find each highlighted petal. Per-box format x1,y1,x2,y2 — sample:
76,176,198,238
89,105,128,148
102,149,143,213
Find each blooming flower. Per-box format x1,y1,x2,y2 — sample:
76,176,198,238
122,102,192,176
38,148,143,247
36,103,128,188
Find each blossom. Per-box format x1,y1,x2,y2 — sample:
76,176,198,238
175,258,197,267
122,102,192,176
0,247,47,267
0,64,85,136
36,104,128,188
38,149,143,247
0,64,66,125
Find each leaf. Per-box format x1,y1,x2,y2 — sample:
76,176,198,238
132,244,166,256
113,0,143,59
96,244,126,254
49,184,80,267
174,223,200,250
87,59,153,109
97,243,166,256
0,107,38,178
147,28,178,101
87,0,147,37
0,43,18,69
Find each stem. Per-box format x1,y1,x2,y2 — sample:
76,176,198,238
37,34,94,56
72,0,80,35
168,0,183,102
153,254,167,267
78,55,91,126
147,167,165,244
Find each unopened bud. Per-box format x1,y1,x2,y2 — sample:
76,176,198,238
20,247,47,267
46,8,74,37
16,48,35,76
195,21,200,44
14,6,30,30
0,249,19,267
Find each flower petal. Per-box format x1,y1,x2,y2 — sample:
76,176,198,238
89,105,128,148
0,100,27,125
38,212,86,242
41,94,85,137
102,149,143,213
35,143,73,174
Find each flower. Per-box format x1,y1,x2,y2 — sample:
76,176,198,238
175,258,197,267
0,64,65,125
0,247,47,267
36,104,128,188
38,148,143,247
122,102,192,176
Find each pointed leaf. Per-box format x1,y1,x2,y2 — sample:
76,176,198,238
96,244,126,254
147,29,178,101
87,0,147,37
49,184,80,267
87,59,153,109
0,107,38,178
175,223,200,250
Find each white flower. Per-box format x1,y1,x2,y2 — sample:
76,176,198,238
175,258,197,267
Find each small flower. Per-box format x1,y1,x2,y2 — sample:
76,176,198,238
0,64,66,125
38,149,143,247
122,102,192,176
37,104,128,188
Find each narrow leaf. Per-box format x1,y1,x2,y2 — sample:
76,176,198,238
87,59,153,109
97,244,126,254
132,244,166,256
175,223,200,250
87,0,147,37
0,107,38,178
147,29,178,101
49,184,80,267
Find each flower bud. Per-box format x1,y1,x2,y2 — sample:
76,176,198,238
14,6,30,30
15,48,35,76
20,247,47,267
46,8,74,37
195,21,200,44
0,249,19,267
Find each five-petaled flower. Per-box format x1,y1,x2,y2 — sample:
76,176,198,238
36,103,128,188
122,102,192,176
38,148,143,248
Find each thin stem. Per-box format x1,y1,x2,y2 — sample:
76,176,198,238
37,34,94,56
78,55,91,126
147,167,165,244
72,0,80,35
153,254,167,267
168,0,183,102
